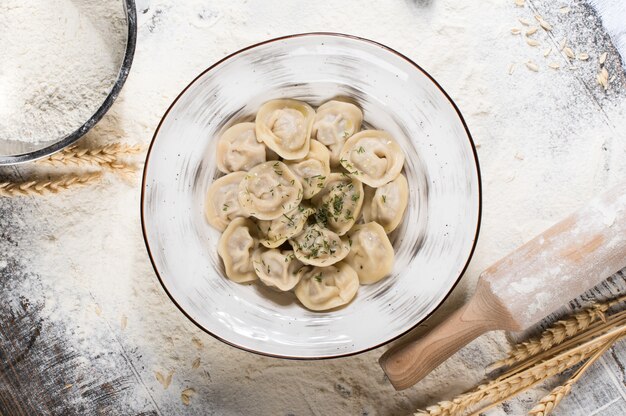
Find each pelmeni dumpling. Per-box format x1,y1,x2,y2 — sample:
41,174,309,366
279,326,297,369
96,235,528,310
294,262,359,311
256,99,315,160
289,223,350,266
345,222,394,284
339,130,404,188
205,172,249,231
311,173,364,236
216,123,266,173
257,205,315,248
218,218,259,283
238,161,303,220
312,100,363,167
362,174,409,233
284,140,330,199
252,249,303,291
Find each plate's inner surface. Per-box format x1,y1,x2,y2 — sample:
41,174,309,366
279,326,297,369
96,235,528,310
142,34,480,358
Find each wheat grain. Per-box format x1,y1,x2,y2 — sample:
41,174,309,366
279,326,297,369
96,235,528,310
563,47,575,59
515,0,525,6
511,28,522,35
526,27,538,36
181,388,195,406
526,39,540,47
558,38,567,51
0,172,102,197
559,6,570,14
528,334,621,415
538,19,552,31
519,18,531,26
526,61,539,72
548,63,560,70
509,64,516,75
599,52,608,65
543,47,552,57
597,67,609,90
491,302,609,369
417,341,602,416
576,53,589,61
155,370,174,389
38,142,142,167
419,296,626,416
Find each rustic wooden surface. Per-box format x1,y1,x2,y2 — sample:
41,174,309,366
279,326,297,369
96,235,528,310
1,0,625,415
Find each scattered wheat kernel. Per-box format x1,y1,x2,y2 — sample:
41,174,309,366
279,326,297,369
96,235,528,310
548,62,561,69
526,27,538,36
511,28,522,35
559,6,571,13
564,47,575,59
519,18,531,26
543,47,552,57
577,53,589,61
539,20,553,31
95,305,102,316
62,384,73,390
597,67,609,90
192,336,204,349
155,371,174,389
534,14,543,21
526,61,539,72
559,38,567,51
526,39,540,47
599,52,608,65
192,357,201,369
515,0,525,6
181,388,196,406
515,152,525,160
120,315,127,330
155,371,164,384
509,63,516,75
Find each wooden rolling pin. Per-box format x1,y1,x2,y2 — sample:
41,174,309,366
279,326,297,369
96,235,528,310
379,181,626,390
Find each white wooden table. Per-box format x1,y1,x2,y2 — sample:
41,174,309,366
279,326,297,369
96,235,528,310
1,0,625,414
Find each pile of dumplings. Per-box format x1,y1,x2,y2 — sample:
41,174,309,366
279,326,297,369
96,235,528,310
205,99,409,311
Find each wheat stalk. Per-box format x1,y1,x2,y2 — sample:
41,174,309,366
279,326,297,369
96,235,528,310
38,143,142,167
416,340,601,416
0,172,102,197
492,295,626,369
416,322,626,416
528,334,622,416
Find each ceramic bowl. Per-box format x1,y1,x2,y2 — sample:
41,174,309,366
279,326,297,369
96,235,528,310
141,33,481,359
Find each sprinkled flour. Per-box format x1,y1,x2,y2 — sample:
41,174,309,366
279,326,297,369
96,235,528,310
1,0,625,414
0,0,127,143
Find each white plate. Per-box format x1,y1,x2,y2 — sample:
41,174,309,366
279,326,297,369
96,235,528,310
141,33,481,359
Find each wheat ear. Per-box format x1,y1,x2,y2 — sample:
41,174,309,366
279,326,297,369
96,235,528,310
417,323,626,416
528,334,622,415
0,172,102,197
416,340,600,416
38,143,143,167
492,295,626,369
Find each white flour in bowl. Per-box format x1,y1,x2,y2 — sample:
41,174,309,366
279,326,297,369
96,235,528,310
0,0,127,144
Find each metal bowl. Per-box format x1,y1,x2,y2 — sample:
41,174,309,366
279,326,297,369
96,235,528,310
0,0,137,166
142,33,481,359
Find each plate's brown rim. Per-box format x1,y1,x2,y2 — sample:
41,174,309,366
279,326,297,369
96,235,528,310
140,32,483,360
